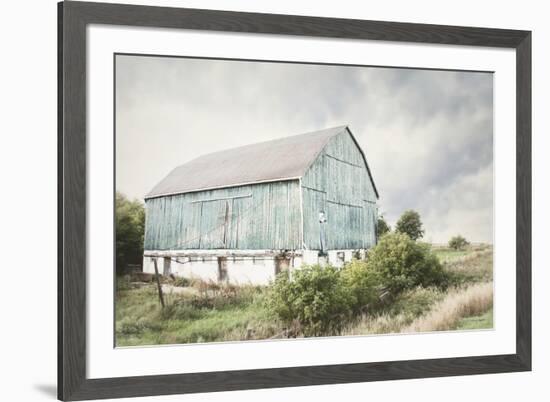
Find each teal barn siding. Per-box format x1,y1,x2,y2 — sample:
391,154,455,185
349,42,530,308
143,126,377,254
301,129,378,250
144,180,302,251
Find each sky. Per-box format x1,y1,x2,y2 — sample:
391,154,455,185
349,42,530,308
115,55,493,244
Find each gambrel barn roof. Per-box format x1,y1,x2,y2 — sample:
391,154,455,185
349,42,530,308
146,125,378,199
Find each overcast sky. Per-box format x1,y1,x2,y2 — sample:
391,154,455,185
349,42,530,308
116,55,493,244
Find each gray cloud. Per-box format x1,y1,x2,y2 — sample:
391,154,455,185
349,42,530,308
116,55,493,243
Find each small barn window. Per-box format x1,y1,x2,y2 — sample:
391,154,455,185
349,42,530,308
336,252,345,264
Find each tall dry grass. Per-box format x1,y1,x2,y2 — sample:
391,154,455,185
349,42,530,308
444,247,493,270
402,281,493,333
344,312,417,336
443,247,493,286
344,281,493,336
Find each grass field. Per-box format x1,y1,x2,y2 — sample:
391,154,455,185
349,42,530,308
115,245,493,346
456,308,493,330
115,283,279,346
432,248,470,262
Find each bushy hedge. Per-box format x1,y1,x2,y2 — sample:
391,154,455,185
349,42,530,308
367,232,447,293
266,232,449,337
266,265,354,336
340,260,383,314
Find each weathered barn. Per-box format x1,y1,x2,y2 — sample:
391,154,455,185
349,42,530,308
143,126,379,284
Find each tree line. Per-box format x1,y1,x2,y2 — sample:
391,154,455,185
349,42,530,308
116,192,145,275
377,210,469,250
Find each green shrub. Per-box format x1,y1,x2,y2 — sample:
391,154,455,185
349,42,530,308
266,265,354,336
366,232,448,294
386,286,444,318
448,235,469,250
340,260,383,313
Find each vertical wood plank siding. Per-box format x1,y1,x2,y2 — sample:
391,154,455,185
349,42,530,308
144,180,302,250
302,131,377,250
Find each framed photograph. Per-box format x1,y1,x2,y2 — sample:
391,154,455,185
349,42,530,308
58,1,531,400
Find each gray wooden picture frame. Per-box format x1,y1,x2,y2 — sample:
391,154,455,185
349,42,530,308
58,1,532,400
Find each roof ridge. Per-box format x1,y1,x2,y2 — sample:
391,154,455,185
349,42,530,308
179,125,348,166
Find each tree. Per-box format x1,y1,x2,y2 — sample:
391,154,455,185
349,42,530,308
115,192,145,275
395,210,424,241
376,215,391,239
449,235,469,250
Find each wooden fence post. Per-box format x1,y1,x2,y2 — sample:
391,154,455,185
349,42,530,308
152,257,165,308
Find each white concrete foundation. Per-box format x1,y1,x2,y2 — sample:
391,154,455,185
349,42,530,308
143,248,367,285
